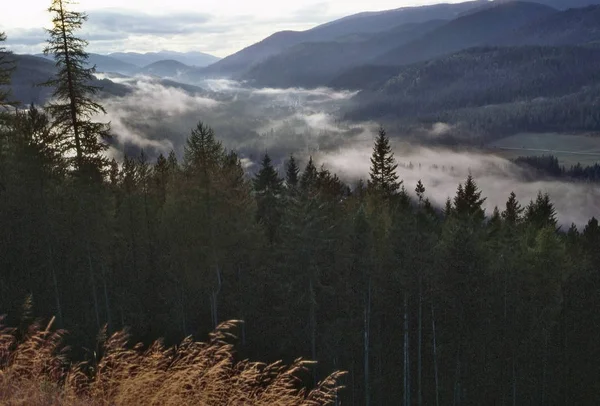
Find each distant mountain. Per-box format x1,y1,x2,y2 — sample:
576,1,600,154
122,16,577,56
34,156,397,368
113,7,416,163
346,46,600,120
88,54,139,75
4,54,207,106
241,20,447,88
7,54,129,105
137,60,193,78
329,65,402,90
109,51,219,68
35,53,140,76
374,1,557,66
500,5,600,46
512,0,600,9
199,1,487,78
7,54,55,105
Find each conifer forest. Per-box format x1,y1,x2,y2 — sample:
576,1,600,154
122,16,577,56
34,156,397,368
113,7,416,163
2,0,600,404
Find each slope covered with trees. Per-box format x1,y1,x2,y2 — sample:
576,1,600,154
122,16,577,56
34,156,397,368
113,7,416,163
342,46,600,140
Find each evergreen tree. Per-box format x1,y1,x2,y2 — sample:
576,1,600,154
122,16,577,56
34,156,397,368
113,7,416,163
582,217,600,265
253,153,284,243
415,180,426,204
285,154,300,189
300,156,318,193
0,32,15,108
453,174,486,221
502,191,523,225
368,127,401,197
525,192,557,229
184,122,224,173
489,206,502,230
43,0,110,173
444,197,453,217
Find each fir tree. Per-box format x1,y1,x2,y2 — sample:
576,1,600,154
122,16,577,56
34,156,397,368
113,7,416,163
253,153,284,243
415,180,426,204
502,191,523,225
453,174,486,220
183,122,224,174
43,0,110,173
525,192,557,229
0,32,15,108
368,127,401,197
444,198,453,217
285,154,300,189
489,206,502,230
300,156,318,193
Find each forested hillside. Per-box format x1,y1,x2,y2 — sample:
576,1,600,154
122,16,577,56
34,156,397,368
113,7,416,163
343,46,600,140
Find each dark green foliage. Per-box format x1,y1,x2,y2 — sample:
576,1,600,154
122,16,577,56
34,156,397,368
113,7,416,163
368,127,401,197
2,106,600,405
0,32,15,108
253,153,284,243
415,179,425,203
514,155,600,182
300,156,318,193
43,0,110,173
525,191,558,229
452,174,486,221
3,117,600,404
502,191,523,225
285,154,300,189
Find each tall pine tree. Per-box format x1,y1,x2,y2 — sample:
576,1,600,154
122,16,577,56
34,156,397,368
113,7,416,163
368,127,401,198
253,153,284,243
0,32,15,109
43,0,110,174
285,154,300,189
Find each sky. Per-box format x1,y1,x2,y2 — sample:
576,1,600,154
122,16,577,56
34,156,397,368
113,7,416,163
1,0,469,57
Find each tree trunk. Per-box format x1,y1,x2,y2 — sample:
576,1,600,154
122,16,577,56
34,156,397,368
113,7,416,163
87,244,101,331
364,277,372,406
57,0,82,168
309,277,318,385
102,264,112,331
404,292,410,406
432,303,440,406
512,357,517,406
418,274,423,406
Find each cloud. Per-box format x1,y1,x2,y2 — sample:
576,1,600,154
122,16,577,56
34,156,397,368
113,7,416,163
5,28,46,46
3,3,347,57
86,76,599,228
95,76,220,155
87,10,214,36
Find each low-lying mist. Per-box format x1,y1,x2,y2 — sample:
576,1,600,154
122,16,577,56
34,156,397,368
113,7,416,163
96,75,599,226
317,138,599,227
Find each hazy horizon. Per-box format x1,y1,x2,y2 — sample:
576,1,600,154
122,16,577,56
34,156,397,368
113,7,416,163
1,0,475,57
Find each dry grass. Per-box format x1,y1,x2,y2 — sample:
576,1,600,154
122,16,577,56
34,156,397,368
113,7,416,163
0,317,344,405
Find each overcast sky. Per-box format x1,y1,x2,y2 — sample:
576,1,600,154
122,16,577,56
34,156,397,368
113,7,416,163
1,0,468,57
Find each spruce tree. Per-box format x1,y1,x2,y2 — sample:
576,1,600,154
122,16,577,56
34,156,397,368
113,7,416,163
0,32,15,108
453,174,486,220
525,192,557,229
285,154,300,189
253,153,284,243
368,126,401,197
183,122,224,174
502,191,523,225
300,156,318,193
415,180,426,204
43,0,110,173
